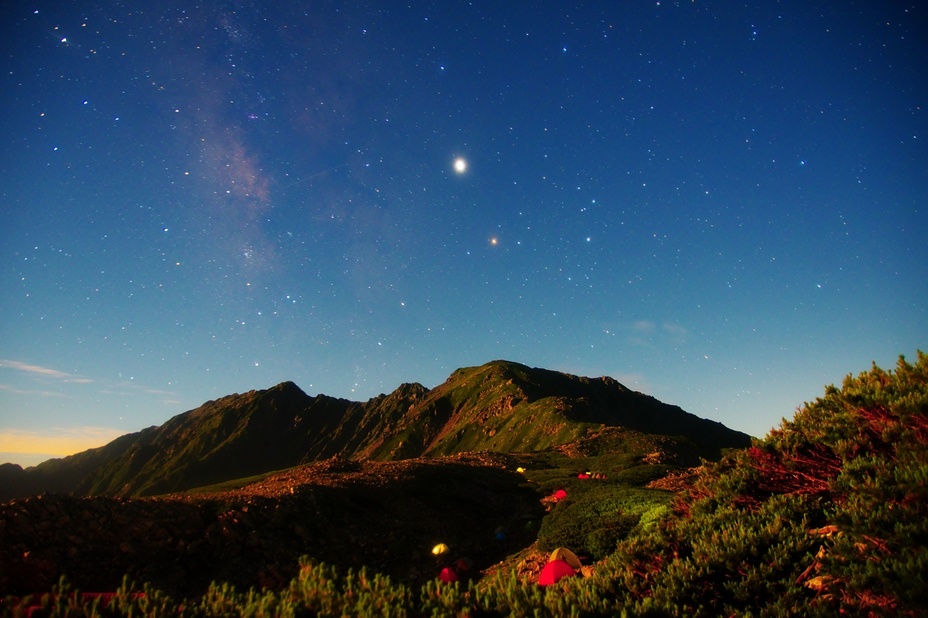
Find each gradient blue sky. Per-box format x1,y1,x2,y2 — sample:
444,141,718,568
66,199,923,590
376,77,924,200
2,1,925,467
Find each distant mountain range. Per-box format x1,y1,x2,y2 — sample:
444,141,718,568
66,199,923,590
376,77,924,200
0,360,751,501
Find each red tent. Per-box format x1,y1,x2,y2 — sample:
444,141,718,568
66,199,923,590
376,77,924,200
552,489,568,502
438,567,458,583
538,559,576,586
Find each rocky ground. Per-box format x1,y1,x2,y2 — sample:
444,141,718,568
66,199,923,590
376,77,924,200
0,452,546,599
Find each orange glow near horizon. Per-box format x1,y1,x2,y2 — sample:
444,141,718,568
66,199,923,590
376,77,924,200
0,427,126,466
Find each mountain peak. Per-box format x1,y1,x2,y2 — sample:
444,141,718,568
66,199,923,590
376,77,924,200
273,380,305,393
2,361,750,500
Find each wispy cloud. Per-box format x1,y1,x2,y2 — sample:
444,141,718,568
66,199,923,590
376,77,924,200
141,387,178,397
626,320,689,346
0,359,180,405
0,384,70,398
661,322,688,340
0,359,93,383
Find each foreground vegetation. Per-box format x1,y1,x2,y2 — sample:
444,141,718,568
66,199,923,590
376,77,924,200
4,353,925,616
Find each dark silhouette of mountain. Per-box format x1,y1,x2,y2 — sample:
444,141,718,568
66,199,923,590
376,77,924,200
0,360,750,501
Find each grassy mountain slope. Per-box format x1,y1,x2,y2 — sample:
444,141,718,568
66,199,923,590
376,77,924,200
76,383,361,497
1,353,923,616
418,360,744,457
0,360,750,499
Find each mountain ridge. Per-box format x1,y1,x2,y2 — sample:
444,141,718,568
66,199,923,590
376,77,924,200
2,354,923,613
0,360,751,501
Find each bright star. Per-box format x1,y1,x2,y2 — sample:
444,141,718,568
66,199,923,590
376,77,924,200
453,158,467,173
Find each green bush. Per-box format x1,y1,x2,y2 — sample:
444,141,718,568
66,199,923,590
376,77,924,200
594,351,928,616
536,487,671,559
612,464,673,486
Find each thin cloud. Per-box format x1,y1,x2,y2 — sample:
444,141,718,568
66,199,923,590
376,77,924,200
0,384,70,398
627,320,657,346
0,359,178,403
626,320,689,346
142,387,178,396
97,384,180,403
0,359,93,384
662,322,688,341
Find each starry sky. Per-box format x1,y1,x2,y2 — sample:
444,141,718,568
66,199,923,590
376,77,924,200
2,1,926,467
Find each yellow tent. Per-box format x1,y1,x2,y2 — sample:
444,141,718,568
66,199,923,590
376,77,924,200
432,543,450,556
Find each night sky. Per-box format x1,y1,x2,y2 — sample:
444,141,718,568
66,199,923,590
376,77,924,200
2,2,926,467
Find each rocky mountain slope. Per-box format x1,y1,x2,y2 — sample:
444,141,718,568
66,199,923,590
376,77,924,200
0,360,750,500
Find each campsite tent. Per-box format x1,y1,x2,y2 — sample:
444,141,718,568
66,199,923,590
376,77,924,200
438,567,458,583
549,547,582,570
552,489,568,502
454,557,473,574
432,543,449,556
538,559,576,586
